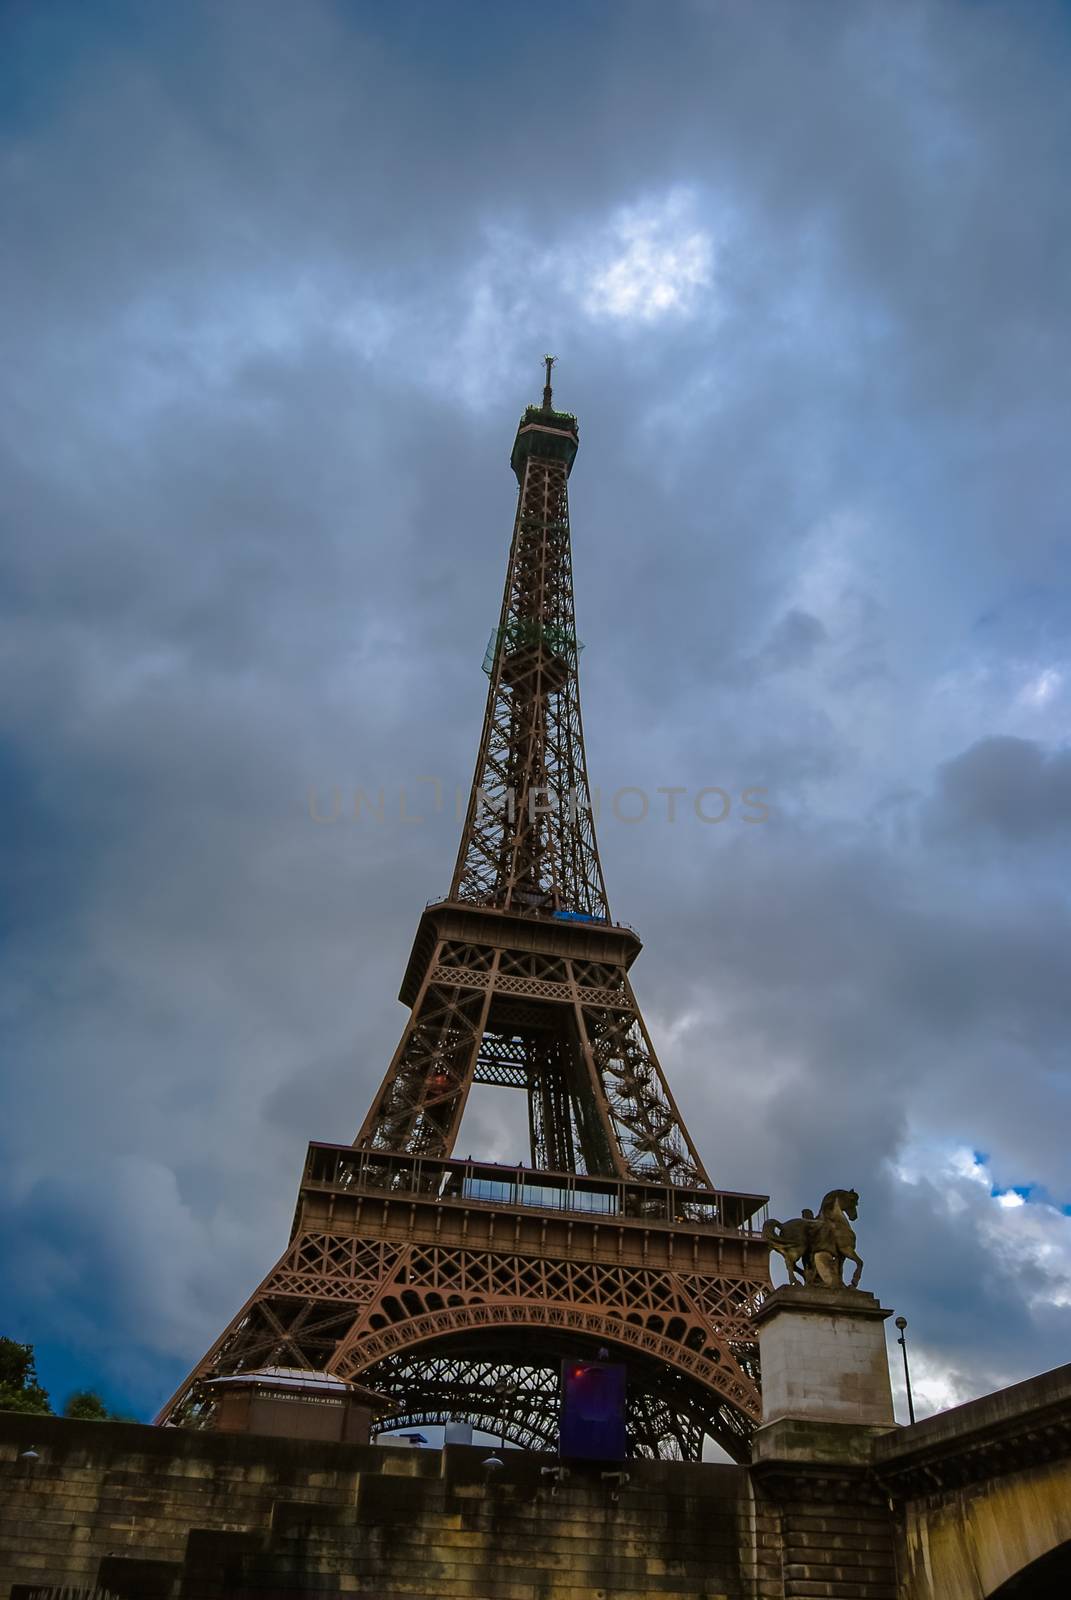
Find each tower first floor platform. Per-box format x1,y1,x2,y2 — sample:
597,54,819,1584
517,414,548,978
156,1141,770,1461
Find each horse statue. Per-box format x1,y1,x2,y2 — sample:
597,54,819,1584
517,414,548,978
762,1188,863,1289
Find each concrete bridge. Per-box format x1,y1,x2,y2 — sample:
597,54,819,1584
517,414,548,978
874,1361,1071,1600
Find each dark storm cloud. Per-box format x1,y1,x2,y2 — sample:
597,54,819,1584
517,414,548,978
930,735,1071,839
1,0,1069,1418
751,609,829,676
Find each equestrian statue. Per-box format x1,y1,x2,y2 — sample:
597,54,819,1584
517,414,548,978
762,1188,864,1289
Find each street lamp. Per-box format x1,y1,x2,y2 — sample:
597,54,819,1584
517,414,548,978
894,1315,915,1425
493,1378,518,1451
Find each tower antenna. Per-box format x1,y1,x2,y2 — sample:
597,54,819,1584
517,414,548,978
542,354,556,410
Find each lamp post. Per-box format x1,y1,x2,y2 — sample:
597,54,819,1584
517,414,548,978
493,1378,518,1450
894,1315,915,1425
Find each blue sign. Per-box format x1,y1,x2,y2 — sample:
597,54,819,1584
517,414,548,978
559,1358,627,1461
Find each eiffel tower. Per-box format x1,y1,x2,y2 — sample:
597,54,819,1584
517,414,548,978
156,361,771,1460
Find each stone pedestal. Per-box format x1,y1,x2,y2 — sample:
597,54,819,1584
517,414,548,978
748,1286,901,1592
755,1283,895,1428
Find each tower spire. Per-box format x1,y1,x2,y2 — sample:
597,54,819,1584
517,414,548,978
542,352,556,410
449,367,603,921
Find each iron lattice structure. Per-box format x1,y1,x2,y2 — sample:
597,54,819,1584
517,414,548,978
157,364,771,1459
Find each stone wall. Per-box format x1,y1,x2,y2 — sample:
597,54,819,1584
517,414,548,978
11,1387,1070,1600
0,1411,783,1599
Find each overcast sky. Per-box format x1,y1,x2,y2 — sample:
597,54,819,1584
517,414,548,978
2,0,1070,1426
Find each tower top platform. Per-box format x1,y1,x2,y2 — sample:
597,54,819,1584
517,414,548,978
510,353,579,478
511,403,579,479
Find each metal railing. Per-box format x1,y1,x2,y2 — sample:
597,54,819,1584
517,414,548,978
422,896,639,934
303,1143,768,1233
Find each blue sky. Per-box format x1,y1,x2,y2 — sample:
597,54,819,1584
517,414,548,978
2,0,1070,1427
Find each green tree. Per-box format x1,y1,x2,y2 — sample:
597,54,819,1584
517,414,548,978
0,1337,53,1416
63,1388,137,1422
63,1389,110,1420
